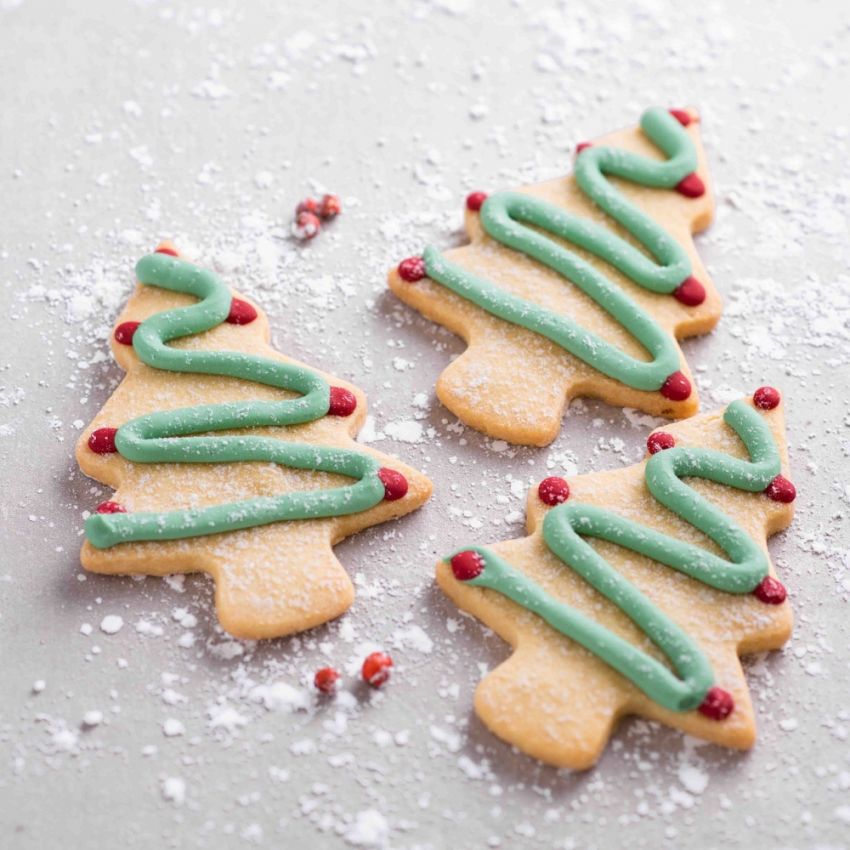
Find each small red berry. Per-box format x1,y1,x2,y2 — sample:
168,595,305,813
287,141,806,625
378,468,408,501
314,667,340,694
88,427,118,454
95,500,126,514
319,194,341,219
698,686,734,721
673,276,706,306
466,191,488,212
292,210,321,240
155,244,179,257
676,173,705,198
397,256,426,282
765,475,796,503
647,431,676,454
576,142,592,154
296,197,320,215
362,652,393,688
660,371,692,402
114,321,141,345
538,476,570,506
753,576,787,605
450,550,485,581
753,386,781,410
669,108,693,127
328,386,357,417
225,298,258,325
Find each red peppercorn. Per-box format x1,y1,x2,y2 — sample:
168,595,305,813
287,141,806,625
292,210,321,240
647,432,676,454
319,194,341,219
296,197,320,215
314,667,340,694
538,476,570,506
753,386,781,410
362,652,393,688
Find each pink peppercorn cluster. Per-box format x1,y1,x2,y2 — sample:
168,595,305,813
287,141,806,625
291,193,341,241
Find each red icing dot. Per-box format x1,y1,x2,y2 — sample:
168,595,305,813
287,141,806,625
466,191,488,212
397,256,426,282
378,468,408,501
676,173,705,198
673,276,706,306
669,108,693,127
296,197,320,215
660,371,692,402
328,386,357,417
698,686,734,721
314,667,340,694
647,431,676,454
88,427,118,454
319,194,341,219
765,475,796,503
362,651,393,688
226,298,258,325
292,210,321,240
450,550,485,581
96,500,126,514
155,244,179,257
538,476,570,506
753,386,781,410
576,142,592,154
114,321,141,345
753,576,787,605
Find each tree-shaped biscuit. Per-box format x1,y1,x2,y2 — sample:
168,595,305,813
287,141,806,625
389,107,719,446
439,388,795,768
77,244,432,639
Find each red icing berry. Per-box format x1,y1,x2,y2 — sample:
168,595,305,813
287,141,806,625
676,173,705,198
96,500,126,514
88,427,118,454
698,686,734,721
314,667,340,694
328,386,357,417
753,576,787,605
292,210,321,240
114,321,141,345
660,371,692,402
765,475,796,503
362,651,393,688
450,550,485,581
753,386,781,410
466,191,488,212
155,244,179,257
673,276,706,306
378,467,408,501
647,431,676,454
296,197,320,215
225,298,258,325
576,142,592,154
538,476,570,506
669,108,693,127
319,194,341,219
397,256,426,282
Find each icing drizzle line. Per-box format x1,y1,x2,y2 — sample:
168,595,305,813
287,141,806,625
410,107,705,394
85,252,390,549
448,400,783,714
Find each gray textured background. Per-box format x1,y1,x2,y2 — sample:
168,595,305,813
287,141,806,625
2,1,850,848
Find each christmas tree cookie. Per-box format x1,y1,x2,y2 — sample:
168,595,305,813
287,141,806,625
77,244,432,640
439,388,795,769
389,107,719,446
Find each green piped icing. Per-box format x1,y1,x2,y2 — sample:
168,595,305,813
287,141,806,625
85,253,385,549
422,107,700,391
447,400,780,712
